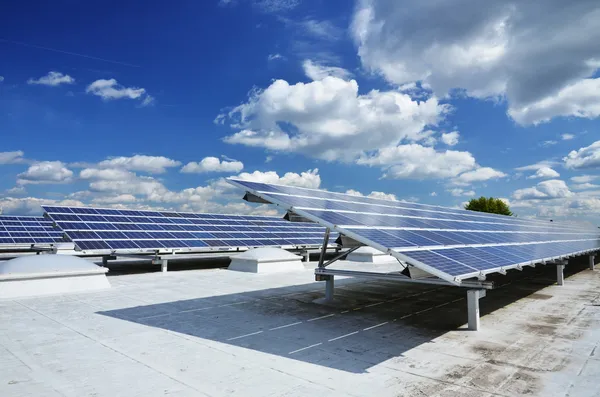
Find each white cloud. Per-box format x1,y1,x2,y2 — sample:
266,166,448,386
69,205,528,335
268,53,285,61
181,157,244,173
221,76,449,162
27,71,74,86
235,168,321,189
452,167,506,185
302,60,352,81
0,197,84,215
571,175,598,183
572,183,599,190
0,76,4,82
97,155,181,174
440,131,459,146
562,133,575,140
0,151,25,165
357,144,477,179
345,189,397,201
86,79,151,104
92,194,138,204
79,168,133,181
512,179,572,200
6,186,25,195
448,188,476,197
515,161,559,172
16,161,74,185
540,140,557,147
509,79,600,125
564,140,600,170
526,167,560,180
430,191,438,197
298,19,342,40
352,0,600,125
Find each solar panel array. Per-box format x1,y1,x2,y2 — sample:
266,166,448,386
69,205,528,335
0,216,65,246
228,179,600,283
42,206,329,252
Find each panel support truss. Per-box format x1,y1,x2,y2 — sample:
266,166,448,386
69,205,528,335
467,289,486,331
590,254,596,271
317,228,331,268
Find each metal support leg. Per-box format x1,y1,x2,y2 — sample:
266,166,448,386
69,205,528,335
325,276,334,301
467,289,486,331
589,255,596,271
317,228,331,268
556,263,565,286
161,259,168,273
102,256,109,266
303,250,310,263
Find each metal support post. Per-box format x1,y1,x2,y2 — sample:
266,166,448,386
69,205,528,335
590,255,596,271
302,250,310,263
325,276,334,301
556,260,566,286
102,256,109,266
467,289,486,331
317,228,331,268
161,259,168,273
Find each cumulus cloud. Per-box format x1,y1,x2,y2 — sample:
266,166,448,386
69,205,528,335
564,140,600,170
181,157,244,173
440,131,459,146
86,78,153,105
572,183,599,190
356,144,503,183
0,151,25,165
0,197,84,215
352,0,600,125
16,161,73,185
303,60,352,81
448,188,476,197
512,179,572,200
571,175,598,184
451,167,506,185
515,160,559,172
235,168,321,189
526,167,560,180
562,133,575,140
345,189,397,201
220,76,449,161
97,155,181,174
27,71,74,86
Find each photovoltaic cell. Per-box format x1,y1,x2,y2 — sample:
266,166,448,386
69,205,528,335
228,179,600,284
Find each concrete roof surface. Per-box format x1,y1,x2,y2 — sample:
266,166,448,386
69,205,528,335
1,259,599,397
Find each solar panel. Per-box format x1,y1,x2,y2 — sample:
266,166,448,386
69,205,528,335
0,215,65,247
227,179,600,285
42,206,331,253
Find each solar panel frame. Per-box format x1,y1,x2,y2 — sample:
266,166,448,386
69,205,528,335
227,179,600,285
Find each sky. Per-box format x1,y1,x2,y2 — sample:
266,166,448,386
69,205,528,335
1,0,600,222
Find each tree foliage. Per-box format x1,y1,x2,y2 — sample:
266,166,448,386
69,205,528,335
464,196,513,216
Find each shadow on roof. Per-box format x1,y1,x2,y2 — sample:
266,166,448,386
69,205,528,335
97,257,591,374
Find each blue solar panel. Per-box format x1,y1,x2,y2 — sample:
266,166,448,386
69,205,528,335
43,206,333,253
228,179,600,283
0,216,64,247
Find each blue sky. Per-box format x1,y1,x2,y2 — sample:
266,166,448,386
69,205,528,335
1,0,600,221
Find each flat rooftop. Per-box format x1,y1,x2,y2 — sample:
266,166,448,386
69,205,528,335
1,258,599,396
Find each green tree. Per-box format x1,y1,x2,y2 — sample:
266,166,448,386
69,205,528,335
464,196,513,216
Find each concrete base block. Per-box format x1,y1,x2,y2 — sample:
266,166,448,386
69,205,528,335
228,247,305,274
346,247,400,264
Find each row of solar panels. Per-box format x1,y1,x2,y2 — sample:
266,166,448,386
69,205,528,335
344,228,599,251
0,216,65,245
41,206,333,252
229,179,600,284
237,180,596,233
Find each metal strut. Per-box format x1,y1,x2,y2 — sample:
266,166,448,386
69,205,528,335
317,228,331,268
